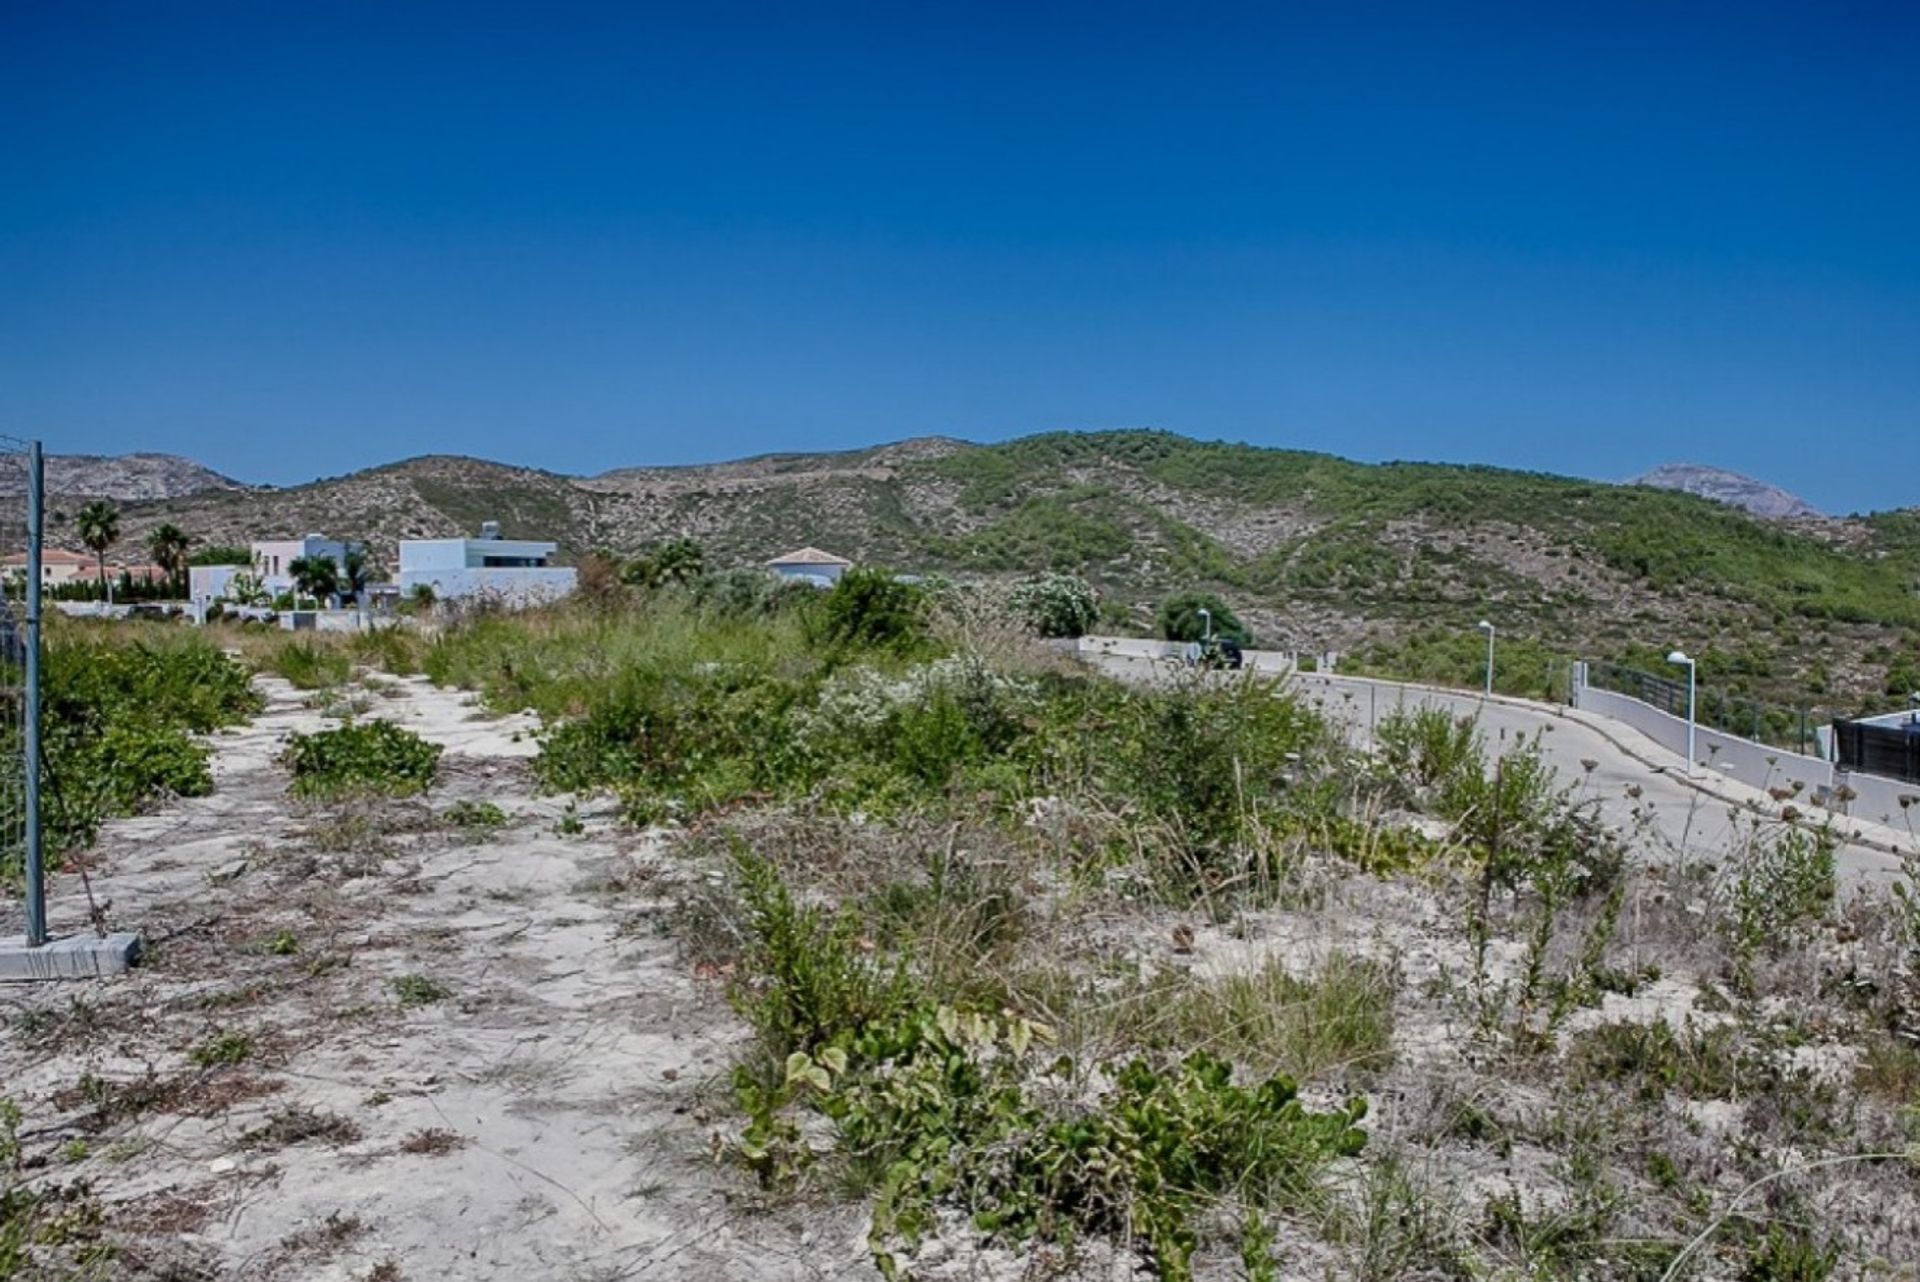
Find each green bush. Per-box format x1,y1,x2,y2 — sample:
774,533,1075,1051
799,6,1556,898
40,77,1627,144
267,639,351,689
283,720,442,798
721,854,1366,1281
728,847,916,1063
816,568,927,653
1007,573,1099,638
1375,706,1484,795
1158,591,1251,645
10,626,262,870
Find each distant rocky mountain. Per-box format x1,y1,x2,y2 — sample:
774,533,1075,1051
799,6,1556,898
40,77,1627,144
1632,463,1819,521
16,452,249,502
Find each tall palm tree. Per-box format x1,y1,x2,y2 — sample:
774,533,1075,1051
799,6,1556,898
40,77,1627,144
653,537,705,587
147,523,192,592
340,548,370,604
288,555,340,606
76,501,120,598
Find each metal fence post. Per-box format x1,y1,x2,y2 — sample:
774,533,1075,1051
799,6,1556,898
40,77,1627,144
23,440,44,947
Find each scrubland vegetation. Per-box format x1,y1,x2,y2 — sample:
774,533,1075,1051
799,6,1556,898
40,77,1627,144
405,581,1920,1277
1,621,261,878
8,582,1919,1280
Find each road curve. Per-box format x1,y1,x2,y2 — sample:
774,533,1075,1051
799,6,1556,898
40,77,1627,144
1086,654,1911,890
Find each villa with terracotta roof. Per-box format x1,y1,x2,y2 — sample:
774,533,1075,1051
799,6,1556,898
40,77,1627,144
765,546,853,586
2,548,167,588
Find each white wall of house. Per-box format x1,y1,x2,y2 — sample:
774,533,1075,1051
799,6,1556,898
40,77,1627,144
397,566,577,606
398,537,559,572
770,561,848,585
188,564,244,601
396,536,573,606
250,535,360,595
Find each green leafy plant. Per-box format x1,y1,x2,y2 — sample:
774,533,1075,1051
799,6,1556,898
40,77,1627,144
267,638,351,689
283,721,443,798
188,1031,252,1068
816,567,928,653
390,975,451,1008
443,799,507,830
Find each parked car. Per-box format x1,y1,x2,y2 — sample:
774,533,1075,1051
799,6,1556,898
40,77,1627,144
1182,637,1244,670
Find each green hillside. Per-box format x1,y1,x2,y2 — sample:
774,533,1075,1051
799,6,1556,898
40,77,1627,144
106,429,1920,712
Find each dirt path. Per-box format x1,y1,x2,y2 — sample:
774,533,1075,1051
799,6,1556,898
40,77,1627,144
3,674,867,1281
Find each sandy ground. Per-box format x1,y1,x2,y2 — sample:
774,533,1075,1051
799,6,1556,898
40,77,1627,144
1,674,871,1281
7,664,1915,1281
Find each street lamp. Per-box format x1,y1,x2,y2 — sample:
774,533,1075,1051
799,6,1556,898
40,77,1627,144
1197,607,1212,641
1668,649,1697,775
1476,620,1495,698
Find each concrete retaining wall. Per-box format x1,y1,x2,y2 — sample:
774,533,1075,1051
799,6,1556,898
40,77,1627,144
1574,681,1920,826
1073,635,1298,673
1573,683,1832,798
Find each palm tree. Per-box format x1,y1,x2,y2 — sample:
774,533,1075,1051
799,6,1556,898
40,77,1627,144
76,501,120,598
147,523,192,592
340,548,371,605
288,555,340,607
653,537,705,587
623,537,705,590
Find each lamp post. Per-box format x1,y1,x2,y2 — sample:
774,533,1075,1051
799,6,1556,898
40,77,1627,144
1668,649,1697,775
1197,607,1212,642
1476,620,1495,698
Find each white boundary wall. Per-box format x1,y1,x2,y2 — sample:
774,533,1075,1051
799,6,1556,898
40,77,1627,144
1072,635,1298,673
1574,673,1919,828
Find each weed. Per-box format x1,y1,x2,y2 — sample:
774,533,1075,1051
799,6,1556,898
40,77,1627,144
259,930,300,957
1154,953,1398,1084
389,975,451,1008
443,799,507,830
243,1107,362,1149
284,721,443,798
13,623,260,870
398,1128,466,1156
727,846,916,1065
1726,825,1835,981
187,1031,252,1069
267,639,352,690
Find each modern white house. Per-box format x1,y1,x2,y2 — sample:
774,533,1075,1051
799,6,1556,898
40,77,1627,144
397,522,576,606
247,535,363,597
187,562,246,602
765,546,853,586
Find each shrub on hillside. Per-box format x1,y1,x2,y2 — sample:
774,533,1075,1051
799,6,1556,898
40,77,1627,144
1007,573,1099,638
816,568,927,653
1157,591,1251,645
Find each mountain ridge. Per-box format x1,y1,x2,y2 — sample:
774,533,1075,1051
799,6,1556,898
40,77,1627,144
31,431,1920,708
1631,462,1820,521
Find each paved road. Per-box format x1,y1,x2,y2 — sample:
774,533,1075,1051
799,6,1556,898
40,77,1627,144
1088,655,1909,890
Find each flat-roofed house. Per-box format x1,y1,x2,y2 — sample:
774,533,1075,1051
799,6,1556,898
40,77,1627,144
397,521,577,607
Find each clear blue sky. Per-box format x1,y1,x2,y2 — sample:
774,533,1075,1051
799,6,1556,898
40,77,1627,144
3,2,1916,512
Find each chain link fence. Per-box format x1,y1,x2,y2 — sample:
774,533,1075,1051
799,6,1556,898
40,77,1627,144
1584,659,1822,756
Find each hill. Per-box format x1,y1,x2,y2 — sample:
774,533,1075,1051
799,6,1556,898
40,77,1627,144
1,452,248,502
1631,462,1820,520
75,431,1920,710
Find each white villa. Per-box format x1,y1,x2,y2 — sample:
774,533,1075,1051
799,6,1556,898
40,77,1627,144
397,521,576,606
766,546,853,586
189,534,364,603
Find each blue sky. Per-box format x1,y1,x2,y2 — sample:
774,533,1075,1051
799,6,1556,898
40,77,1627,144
2,2,1916,512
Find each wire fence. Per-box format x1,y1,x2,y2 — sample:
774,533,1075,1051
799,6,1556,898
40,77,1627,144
1584,659,1824,756
0,436,45,943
